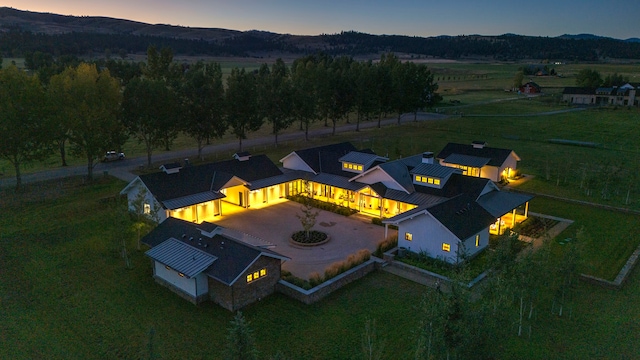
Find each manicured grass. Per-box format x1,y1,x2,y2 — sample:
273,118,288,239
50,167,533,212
527,197,640,281
1,177,639,359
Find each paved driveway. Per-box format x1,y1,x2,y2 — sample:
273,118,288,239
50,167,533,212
213,201,394,279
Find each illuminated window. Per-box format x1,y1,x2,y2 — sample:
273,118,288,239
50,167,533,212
434,179,441,185
247,268,267,283
165,265,171,271
144,203,151,214
475,235,480,247
427,178,434,184
442,243,451,252
405,232,413,241
357,165,363,171
178,273,185,277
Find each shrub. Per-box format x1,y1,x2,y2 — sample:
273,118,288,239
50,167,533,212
370,217,398,229
324,249,371,281
291,230,327,244
287,195,357,216
374,235,398,258
308,272,323,288
281,271,312,290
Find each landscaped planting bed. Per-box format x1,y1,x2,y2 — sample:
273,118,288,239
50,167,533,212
517,216,560,238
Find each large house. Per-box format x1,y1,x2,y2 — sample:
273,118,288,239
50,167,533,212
122,142,531,278
436,141,521,182
142,217,289,310
562,83,639,106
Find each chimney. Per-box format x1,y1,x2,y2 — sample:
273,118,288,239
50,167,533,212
422,152,434,164
472,141,486,149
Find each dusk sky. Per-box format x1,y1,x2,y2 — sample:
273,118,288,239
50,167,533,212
5,1,640,39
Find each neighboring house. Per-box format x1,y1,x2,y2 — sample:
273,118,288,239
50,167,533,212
122,141,531,268
435,141,521,182
142,217,288,310
519,82,541,94
562,84,639,106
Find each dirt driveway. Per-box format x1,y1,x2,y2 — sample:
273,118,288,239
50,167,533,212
213,200,394,279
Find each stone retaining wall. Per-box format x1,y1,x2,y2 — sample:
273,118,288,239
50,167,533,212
383,248,487,289
580,242,640,290
277,259,380,304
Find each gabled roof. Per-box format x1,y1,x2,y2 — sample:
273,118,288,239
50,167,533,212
286,142,359,175
141,218,288,286
311,173,370,192
410,163,461,178
477,191,533,218
385,195,496,241
414,173,491,200
136,155,282,204
427,195,497,240
338,151,388,170
146,238,217,278
442,154,491,168
377,160,415,193
163,191,225,210
436,143,518,167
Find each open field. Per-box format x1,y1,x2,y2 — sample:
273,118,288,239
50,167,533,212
1,177,639,359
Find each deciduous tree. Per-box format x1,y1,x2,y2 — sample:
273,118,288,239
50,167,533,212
179,61,227,159
49,63,123,181
0,66,49,190
122,77,179,166
225,67,262,151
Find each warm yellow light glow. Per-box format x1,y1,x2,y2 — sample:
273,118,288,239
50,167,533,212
442,243,451,252
405,232,413,241
247,268,268,283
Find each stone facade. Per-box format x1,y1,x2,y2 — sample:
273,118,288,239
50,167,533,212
209,256,282,311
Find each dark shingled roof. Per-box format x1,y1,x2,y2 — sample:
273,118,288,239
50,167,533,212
414,173,491,200
436,143,516,167
142,218,287,285
139,155,282,203
292,142,359,176
427,195,497,240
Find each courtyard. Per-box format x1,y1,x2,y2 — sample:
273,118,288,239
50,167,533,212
212,199,393,279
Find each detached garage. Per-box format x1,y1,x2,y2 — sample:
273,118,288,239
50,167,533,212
143,218,289,311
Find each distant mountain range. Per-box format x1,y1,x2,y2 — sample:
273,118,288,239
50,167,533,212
2,7,640,61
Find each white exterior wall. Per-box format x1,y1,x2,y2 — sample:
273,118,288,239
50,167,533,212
460,229,489,260
397,214,489,263
353,168,405,191
154,261,199,297
125,181,167,222
480,166,500,182
499,153,520,178
396,213,460,263
281,154,315,173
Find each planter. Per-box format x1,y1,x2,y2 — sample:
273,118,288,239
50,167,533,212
290,230,330,247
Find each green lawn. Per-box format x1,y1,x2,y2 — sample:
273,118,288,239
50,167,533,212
1,177,639,359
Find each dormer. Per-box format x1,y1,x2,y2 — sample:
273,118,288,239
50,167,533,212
471,141,487,149
410,163,460,189
233,151,251,162
159,162,182,174
338,151,388,174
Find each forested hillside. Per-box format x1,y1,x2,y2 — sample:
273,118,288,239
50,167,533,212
2,7,640,60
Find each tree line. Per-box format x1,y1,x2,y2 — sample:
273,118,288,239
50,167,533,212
0,48,441,190
3,27,640,61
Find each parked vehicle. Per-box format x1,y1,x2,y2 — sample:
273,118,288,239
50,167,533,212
102,151,125,162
